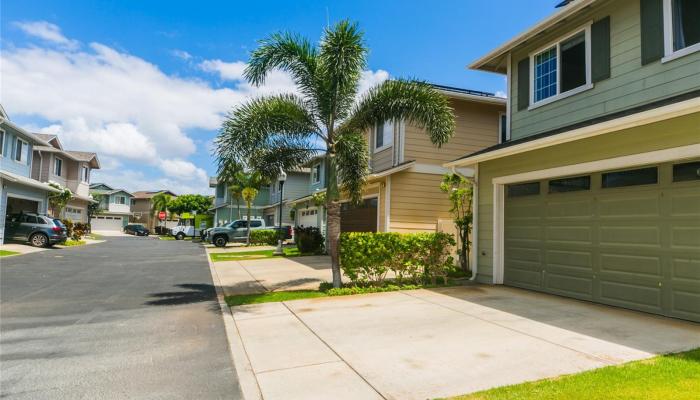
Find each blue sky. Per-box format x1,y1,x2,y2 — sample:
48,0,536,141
1,0,557,194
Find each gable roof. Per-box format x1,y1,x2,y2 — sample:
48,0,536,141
469,0,600,73
33,133,63,150
132,190,177,199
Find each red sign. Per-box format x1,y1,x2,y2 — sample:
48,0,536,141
158,211,166,220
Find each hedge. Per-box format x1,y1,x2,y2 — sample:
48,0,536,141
339,232,456,286
294,226,324,254
249,229,279,245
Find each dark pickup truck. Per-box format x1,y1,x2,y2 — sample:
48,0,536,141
203,219,292,247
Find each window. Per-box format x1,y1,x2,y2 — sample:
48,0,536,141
507,182,540,197
21,215,38,224
312,163,321,184
81,166,90,182
549,176,591,193
0,130,5,157
216,184,225,198
250,220,262,228
664,0,700,61
115,196,126,205
499,113,508,143
531,26,591,105
54,157,63,176
602,167,658,188
672,161,700,182
375,120,394,151
14,138,29,164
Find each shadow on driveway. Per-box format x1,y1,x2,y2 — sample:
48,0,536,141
144,283,219,312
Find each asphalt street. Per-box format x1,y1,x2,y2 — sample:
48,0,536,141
0,236,242,399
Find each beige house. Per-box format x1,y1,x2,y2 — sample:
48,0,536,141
31,133,100,223
131,190,178,230
346,85,505,234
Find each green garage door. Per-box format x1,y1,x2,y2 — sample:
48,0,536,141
504,160,700,322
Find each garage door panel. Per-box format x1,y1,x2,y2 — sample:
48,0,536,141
546,250,592,270
599,225,660,247
599,280,662,311
504,225,541,241
670,288,700,318
671,258,700,281
544,273,593,299
504,267,542,289
669,189,700,217
600,253,662,277
546,199,593,218
507,246,541,263
545,226,592,244
671,227,700,249
505,202,542,220
597,195,660,217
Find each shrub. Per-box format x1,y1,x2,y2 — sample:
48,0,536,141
339,232,456,286
249,229,279,245
61,219,74,239
72,222,89,240
294,226,324,254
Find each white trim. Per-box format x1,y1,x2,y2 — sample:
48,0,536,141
529,23,593,109
408,163,476,177
6,192,45,203
368,161,415,180
489,143,700,284
13,137,29,165
384,176,391,232
661,0,700,64
445,96,700,168
470,163,479,281
0,129,5,158
377,185,381,231
53,155,63,177
399,120,406,163
469,0,599,72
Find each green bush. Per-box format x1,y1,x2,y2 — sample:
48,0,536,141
72,222,89,240
339,232,456,286
294,226,324,254
249,229,279,245
61,219,74,239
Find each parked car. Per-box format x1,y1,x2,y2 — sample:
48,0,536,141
124,224,149,236
4,213,68,247
204,218,292,247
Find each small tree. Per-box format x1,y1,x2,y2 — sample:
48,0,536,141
48,182,72,218
87,194,104,227
151,192,172,230
167,194,212,216
440,173,474,273
236,171,267,245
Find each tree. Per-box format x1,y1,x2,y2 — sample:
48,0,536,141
236,171,268,245
167,194,212,215
218,160,244,220
87,194,104,225
440,173,474,273
216,20,455,288
151,192,172,228
48,182,72,218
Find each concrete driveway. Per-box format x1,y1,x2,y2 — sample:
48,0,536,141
1,236,242,399
231,285,700,400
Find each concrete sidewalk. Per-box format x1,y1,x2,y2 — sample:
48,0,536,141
228,286,700,400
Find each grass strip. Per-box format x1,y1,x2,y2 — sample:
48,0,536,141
443,348,700,400
210,247,308,262
0,250,21,257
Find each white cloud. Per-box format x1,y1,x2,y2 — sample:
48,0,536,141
495,90,507,98
171,49,192,60
2,22,392,195
14,21,79,49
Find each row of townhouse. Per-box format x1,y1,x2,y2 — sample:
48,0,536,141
208,0,699,323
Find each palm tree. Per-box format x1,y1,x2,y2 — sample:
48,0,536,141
235,171,267,245
151,192,172,230
218,160,244,221
216,20,454,288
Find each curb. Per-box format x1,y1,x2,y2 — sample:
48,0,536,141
205,251,263,400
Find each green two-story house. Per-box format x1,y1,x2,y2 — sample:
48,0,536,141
447,0,699,322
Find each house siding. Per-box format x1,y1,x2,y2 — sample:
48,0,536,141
509,0,700,140
404,100,502,164
389,171,453,233
1,128,34,177
475,112,699,283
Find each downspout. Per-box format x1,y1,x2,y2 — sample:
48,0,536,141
452,164,478,281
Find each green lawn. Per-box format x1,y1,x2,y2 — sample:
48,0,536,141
226,290,327,306
210,247,306,262
0,250,20,257
445,348,700,400
62,239,86,247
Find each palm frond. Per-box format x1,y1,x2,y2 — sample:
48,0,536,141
334,130,369,204
342,79,455,147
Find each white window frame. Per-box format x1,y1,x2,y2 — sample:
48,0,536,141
81,165,90,182
374,120,394,153
312,163,321,184
14,137,29,164
0,129,5,157
528,23,593,110
54,156,63,177
115,195,126,205
662,0,700,63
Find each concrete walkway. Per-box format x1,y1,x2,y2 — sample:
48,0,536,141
229,286,700,400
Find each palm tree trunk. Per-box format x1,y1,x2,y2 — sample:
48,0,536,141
246,201,252,246
237,199,241,220
325,148,342,288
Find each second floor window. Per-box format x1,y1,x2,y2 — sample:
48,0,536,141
375,120,394,151
54,157,63,177
115,196,126,205
14,138,29,164
532,27,590,104
0,130,5,157
665,0,700,56
312,163,321,184
216,184,225,198
81,166,89,182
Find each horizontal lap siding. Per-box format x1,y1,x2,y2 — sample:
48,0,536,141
510,0,700,140
389,172,452,233
404,100,502,164
372,147,393,171
476,113,700,283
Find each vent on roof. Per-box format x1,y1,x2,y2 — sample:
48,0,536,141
555,0,575,7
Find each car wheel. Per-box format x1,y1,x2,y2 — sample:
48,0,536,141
30,233,49,248
214,235,227,248
175,232,185,240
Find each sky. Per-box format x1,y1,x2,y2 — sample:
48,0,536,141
1,0,557,194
